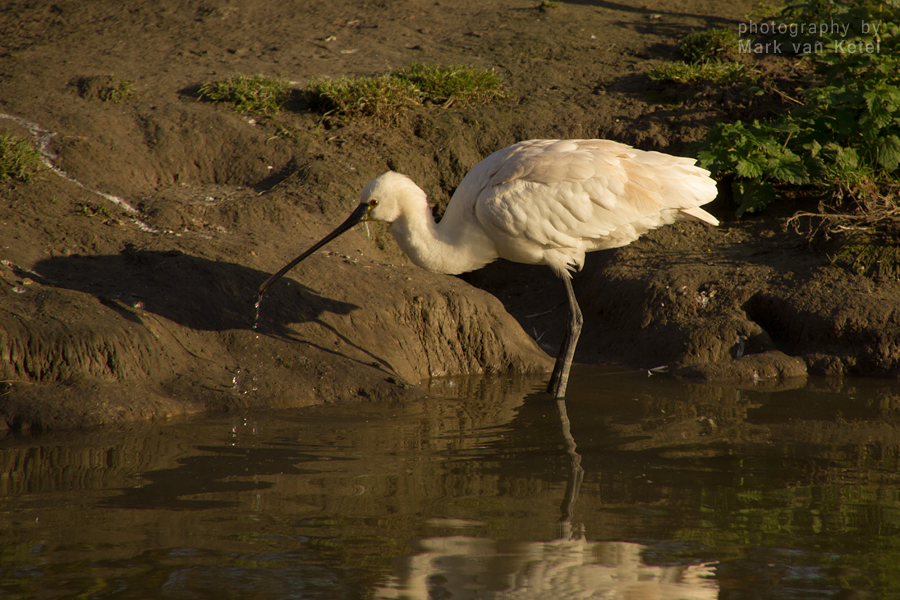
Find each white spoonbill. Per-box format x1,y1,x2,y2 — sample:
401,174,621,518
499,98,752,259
259,139,719,398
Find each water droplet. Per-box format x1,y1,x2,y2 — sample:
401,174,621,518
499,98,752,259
252,296,263,331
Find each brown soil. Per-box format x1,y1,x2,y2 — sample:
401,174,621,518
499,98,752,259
1,0,898,431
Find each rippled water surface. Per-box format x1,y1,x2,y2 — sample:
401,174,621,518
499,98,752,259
3,368,900,598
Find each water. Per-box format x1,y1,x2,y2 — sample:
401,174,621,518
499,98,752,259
2,368,900,599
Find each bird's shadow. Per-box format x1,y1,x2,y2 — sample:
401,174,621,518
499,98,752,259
30,245,356,339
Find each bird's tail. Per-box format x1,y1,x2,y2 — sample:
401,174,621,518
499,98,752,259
679,205,719,226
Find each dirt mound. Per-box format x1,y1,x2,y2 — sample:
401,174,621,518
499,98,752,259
1,0,898,430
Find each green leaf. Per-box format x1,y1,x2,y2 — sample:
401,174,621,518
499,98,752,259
826,143,860,170
688,0,900,215
874,134,900,172
734,156,765,179
733,179,777,217
768,152,810,184
804,140,822,156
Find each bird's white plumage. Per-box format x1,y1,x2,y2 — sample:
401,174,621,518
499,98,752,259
265,138,719,398
363,139,718,278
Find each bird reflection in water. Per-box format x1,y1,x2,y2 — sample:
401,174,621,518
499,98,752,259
374,398,719,600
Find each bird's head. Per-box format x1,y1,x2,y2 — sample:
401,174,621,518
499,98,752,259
359,171,425,223
257,171,427,296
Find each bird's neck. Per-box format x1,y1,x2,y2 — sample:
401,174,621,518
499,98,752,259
388,202,496,275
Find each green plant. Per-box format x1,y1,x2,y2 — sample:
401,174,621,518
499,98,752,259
678,28,741,62
306,75,419,123
832,239,900,278
392,63,509,107
74,202,113,219
747,0,786,21
0,133,43,183
100,78,135,102
306,63,509,122
650,27,750,84
695,0,900,217
198,75,291,116
648,60,755,84
76,75,136,103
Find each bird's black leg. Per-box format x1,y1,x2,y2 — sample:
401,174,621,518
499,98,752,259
547,275,583,398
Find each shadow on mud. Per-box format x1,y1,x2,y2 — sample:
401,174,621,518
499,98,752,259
32,246,357,338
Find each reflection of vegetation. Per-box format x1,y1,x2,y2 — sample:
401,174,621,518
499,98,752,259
4,385,900,597
670,479,900,595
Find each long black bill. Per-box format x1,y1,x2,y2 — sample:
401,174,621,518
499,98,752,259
258,202,370,296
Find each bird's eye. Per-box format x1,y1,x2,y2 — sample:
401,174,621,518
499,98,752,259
368,199,379,208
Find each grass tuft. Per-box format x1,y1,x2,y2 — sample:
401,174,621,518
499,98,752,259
306,75,420,123
306,63,509,122
76,75,136,103
200,64,508,124
392,63,509,107
0,133,43,183
648,60,755,84
678,28,740,62
98,78,135,103
650,27,749,84
198,75,291,116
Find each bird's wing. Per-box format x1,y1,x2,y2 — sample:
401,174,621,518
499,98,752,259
469,139,718,251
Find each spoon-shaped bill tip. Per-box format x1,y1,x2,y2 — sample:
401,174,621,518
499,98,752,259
258,202,370,297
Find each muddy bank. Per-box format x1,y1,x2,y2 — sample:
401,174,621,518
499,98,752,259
1,0,898,430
